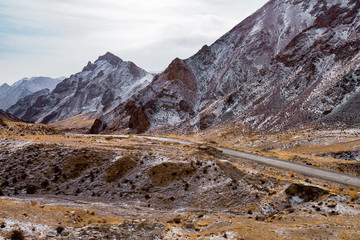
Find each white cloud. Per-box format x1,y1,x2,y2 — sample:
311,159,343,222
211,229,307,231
0,0,268,85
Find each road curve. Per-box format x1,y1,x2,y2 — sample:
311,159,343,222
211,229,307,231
139,136,360,188
67,133,360,187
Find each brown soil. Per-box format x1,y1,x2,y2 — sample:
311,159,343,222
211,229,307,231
148,161,196,187
105,156,138,182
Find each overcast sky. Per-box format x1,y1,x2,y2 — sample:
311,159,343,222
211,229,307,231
0,0,268,85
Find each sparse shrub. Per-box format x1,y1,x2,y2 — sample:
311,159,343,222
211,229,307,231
105,136,114,141
40,180,49,188
25,185,37,194
56,225,65,234
288,207,295,213
184,182,189,191
9,229,25,240
255,216,265,221
173,217,181,224
0,118,7,127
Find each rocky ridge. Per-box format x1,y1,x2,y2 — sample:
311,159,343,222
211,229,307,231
10,52,154,124
7,89,51,120
0,77,62,111
91,0,360,134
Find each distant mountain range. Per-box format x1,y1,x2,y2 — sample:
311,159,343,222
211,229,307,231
0,77,63,111
7,52,153,124
7,0,360,134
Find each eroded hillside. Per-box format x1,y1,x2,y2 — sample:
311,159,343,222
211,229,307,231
0,122,359,239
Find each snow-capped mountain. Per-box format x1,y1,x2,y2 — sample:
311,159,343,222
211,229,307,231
0,77,62,110
91,0,360,134
195,0,360,132
12,52,154,124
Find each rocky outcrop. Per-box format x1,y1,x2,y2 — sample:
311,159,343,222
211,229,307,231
91,58,198,133
285,183,329,202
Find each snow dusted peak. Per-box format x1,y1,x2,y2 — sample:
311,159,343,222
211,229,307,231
0,76,62,110
82,61,97,72
11,77,29,88
96,52,123,66
9,53,154,125
0,83,10,89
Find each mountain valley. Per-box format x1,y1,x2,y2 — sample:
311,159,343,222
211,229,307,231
1,0,360,239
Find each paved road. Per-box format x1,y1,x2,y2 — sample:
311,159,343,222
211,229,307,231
139,136,360,188
68,133,360,187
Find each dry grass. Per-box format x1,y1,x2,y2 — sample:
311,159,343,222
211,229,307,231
0,198,123,228
49,112,96,132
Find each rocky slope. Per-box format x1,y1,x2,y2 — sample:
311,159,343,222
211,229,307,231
7,89,51,120
11,52,154,124
0,109,21,123
0,77,62,111
195,0,360,133
91,0,360,134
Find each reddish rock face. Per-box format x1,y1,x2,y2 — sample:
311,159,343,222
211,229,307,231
126,101,150,134
89,118,107,134
164,58,197,92
93,0,360,134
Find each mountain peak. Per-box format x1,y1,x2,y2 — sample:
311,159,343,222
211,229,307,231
0,76,61,111
96,52,123,66
82,61,97,72
90,0,360,134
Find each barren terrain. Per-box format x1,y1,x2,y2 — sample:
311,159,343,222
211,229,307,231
0,121,359,239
